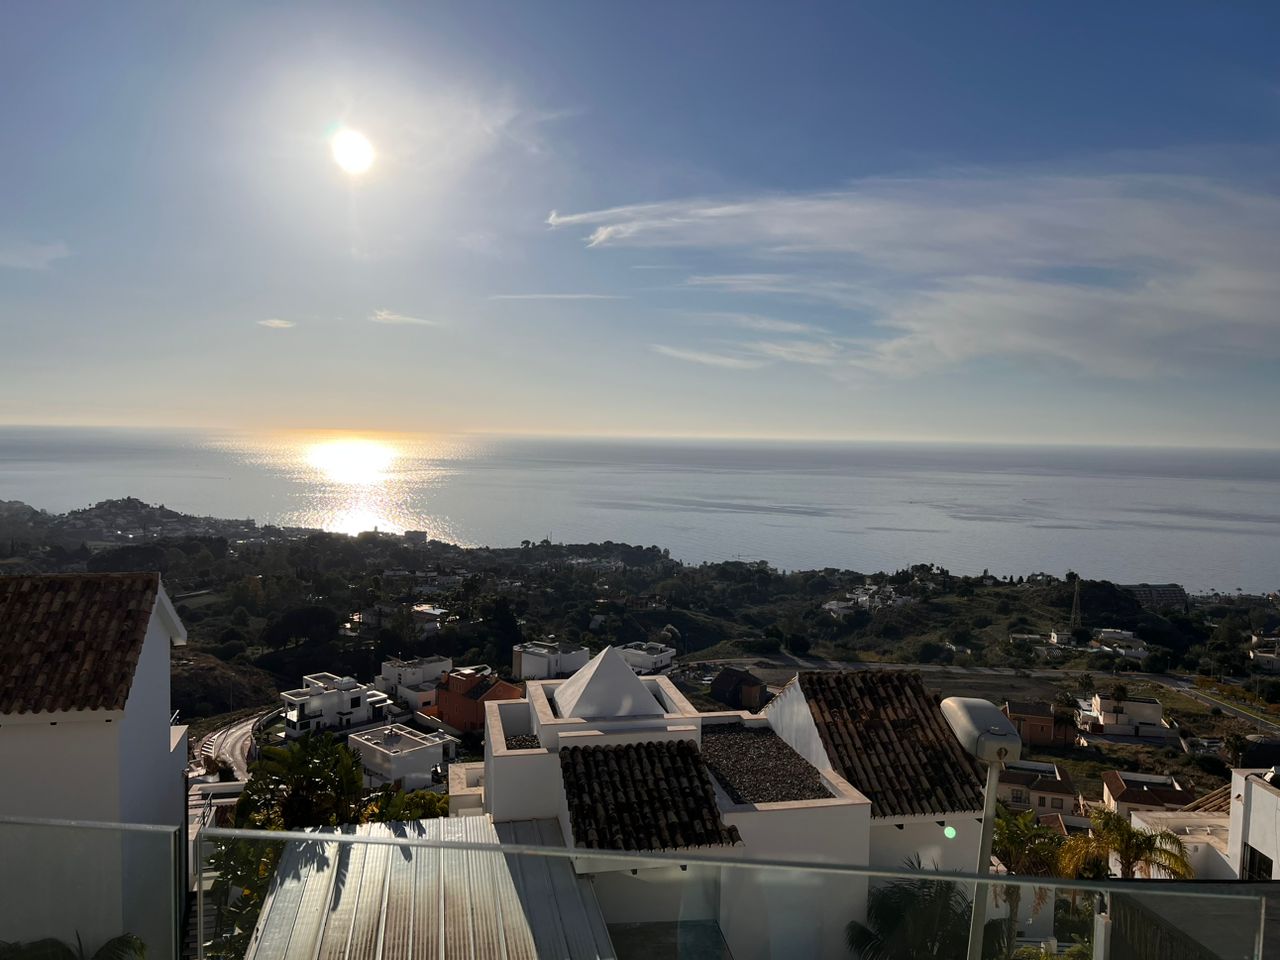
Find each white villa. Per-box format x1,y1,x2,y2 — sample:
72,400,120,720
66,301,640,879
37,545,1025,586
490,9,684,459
616,639,677,673
375,655,452,710
512,638,590,679
1077,691,1170,739
0,573,190,956
281,672,392,738
348,723,458,790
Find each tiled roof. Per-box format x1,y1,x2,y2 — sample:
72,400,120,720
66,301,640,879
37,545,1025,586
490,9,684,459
0,573,160,714
798,670,986,818
560,740,742,851
1181,783,1230,813
1102,770,1195,806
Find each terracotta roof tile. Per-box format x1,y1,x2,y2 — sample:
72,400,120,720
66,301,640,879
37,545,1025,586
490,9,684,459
560,740,742,851
798,670,986,818
0,573,160,714
1102,770,1195,807
1181,783,1230,813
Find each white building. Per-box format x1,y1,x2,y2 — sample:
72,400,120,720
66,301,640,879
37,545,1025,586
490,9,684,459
1130,807,1233,879
461,655,1017,960
375,655,452,710
0,573,190,956
1229,768,1280,880
348,723,458,790
411,603,448,636
512,638,590,679
616,639,677,673
1250,646,1280,674
475,648,872,960
1077,692,1170,739
763,670,986,874
281,672,392,738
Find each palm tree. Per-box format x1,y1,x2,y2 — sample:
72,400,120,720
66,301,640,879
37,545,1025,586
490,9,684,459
991,806,1063,958
1058,808,1193,880
846,856,1006,959
234,733,365,830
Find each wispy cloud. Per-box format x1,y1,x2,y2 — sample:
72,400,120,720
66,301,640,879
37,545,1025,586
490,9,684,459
489,292,625,301
370,309,438,326
0,239,70,271
692,311,825,335
257,318,296,329
550,167,1280,377
651,344,764,369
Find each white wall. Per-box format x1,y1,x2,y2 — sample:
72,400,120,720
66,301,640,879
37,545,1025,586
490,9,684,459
118,617,184,828
589,865,720,922
871,816,982,873
720,800,870,960
1229,770,1280,879
485,750,565,822
0,714,121,821
761,681,829,774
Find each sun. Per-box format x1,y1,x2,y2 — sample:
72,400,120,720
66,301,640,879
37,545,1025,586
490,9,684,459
330,128,375,176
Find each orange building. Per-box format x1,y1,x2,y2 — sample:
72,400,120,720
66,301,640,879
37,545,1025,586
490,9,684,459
423,668,523,734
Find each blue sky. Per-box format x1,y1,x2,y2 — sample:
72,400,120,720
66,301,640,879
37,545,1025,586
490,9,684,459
2,2,1278,446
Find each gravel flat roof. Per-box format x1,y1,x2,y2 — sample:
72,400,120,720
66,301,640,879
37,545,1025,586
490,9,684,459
700,723,831,804
505,734,541,750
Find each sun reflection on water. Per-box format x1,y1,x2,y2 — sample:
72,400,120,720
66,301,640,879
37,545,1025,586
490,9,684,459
218,431,477,541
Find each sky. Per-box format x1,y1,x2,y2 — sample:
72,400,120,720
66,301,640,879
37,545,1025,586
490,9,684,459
2,2,1279,447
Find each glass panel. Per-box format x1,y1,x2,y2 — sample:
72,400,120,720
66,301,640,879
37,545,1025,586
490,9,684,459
194,825,1266,960
0,817,180,960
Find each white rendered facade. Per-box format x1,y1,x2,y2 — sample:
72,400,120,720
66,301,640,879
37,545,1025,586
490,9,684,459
281,672,391,738
616,640,677,673
376,655,452,710
1078,693,1168,738
349,723,458,789
512,639,590,679
1229,768,1280,880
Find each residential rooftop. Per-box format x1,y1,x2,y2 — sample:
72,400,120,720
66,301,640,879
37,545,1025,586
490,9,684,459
700,722,831,805
560,740,742,852
795,670,985,818
349,724,456,756
0,572,176,714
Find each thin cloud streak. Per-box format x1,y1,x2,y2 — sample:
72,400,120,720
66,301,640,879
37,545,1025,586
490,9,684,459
0,239,70,270
489,293,625,300
257,318,296,329
371,309,438,326
651,344,764,369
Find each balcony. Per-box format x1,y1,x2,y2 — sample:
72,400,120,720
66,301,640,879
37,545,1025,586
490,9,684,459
0,814,1273,960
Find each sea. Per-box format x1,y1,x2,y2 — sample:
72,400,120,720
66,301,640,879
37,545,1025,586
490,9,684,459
1,426,1277,594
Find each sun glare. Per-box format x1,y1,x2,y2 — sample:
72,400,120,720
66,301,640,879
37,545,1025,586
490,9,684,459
306,438,396,485
330,128,375,175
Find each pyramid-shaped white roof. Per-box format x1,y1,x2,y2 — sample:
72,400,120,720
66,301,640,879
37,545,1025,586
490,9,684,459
552,646,665,719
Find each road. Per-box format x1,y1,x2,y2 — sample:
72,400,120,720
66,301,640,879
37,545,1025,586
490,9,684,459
198,709,277,780
685,654,1280,737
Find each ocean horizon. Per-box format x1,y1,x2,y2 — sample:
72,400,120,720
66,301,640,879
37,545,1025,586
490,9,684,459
1,425,1277,594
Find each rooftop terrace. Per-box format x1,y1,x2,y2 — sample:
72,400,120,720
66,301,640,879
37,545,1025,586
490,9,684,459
700,723,831,805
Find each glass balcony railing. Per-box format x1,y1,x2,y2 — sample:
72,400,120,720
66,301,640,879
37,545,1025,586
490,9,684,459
0,814,1269,960
0,815,182,960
